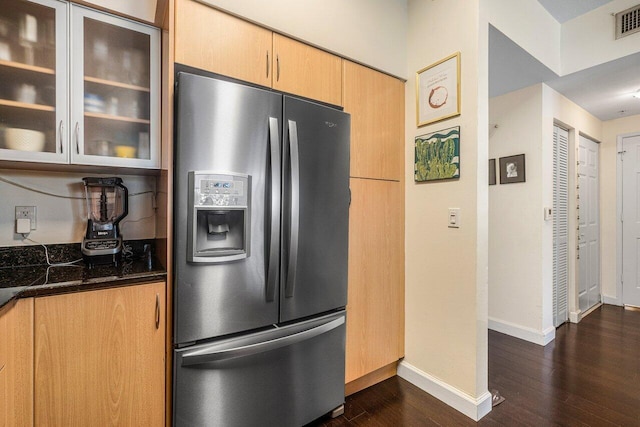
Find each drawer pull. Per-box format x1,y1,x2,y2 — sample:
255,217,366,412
155,293,160,329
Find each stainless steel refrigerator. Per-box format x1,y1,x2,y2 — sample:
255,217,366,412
172,68,350,427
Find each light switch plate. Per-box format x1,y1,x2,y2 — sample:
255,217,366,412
448,208,460,228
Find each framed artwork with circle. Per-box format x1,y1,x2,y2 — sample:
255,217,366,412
416,52,461,127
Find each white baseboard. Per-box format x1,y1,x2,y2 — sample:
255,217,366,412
397,361,492,421
488,317,555,346
603,295,622,306
569,310,581,323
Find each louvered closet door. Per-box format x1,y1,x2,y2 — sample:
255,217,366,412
553,125,569,327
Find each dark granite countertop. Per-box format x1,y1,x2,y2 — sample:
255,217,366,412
0,241,167,310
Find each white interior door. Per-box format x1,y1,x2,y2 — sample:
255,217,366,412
622,134,640,307
553,126,569,327
577,135,600,313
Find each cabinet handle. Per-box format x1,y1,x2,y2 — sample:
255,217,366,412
276,54,280,82
155,293,160,330
74,122,80,154
58,120,64,153
266,50,269,78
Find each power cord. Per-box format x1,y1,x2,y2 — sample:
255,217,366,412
21,235,83,267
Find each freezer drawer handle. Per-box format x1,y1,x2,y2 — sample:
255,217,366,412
285,120,300,298
267,117,281,302
180,316,344,366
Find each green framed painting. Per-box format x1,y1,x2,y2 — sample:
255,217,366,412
414,126,460,182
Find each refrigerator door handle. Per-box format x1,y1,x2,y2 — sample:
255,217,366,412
267,117,281,302
285,120,300,298
180,316,344,366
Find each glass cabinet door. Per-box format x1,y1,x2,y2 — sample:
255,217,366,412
0,0,68,163
70,6,160,168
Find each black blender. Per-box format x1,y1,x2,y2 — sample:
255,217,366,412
81,177,128,266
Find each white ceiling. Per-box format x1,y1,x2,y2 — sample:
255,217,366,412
490,0,640,121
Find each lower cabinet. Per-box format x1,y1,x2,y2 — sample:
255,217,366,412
34,282,166,426
0,298,34,427
346,178,404,390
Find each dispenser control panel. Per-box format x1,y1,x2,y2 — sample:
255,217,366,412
187,171,251,263
192,173,249,207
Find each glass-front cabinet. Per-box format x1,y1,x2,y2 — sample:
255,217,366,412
0,0,160,169
71,6,159,168
0,0,68,163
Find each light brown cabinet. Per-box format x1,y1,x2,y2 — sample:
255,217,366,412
272,33,342,106
34,282,166,426
0,298,34,427
343,61,405,181
342,61,405,394
346,178,404,388
174,0,343,106
174,0,272,87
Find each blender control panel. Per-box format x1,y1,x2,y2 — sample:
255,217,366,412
193,173,249,207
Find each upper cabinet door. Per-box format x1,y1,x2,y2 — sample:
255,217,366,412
70,5,160,168
343,61,405,181
272,34,342,106
0,0,68,164
174,0,272,87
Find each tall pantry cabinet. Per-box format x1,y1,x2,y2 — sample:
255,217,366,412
343,61,405,394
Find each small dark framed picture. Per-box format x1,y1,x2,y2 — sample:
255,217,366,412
499,154,525,184
489,158,496,185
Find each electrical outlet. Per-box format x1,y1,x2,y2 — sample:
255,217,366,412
15,206,36,230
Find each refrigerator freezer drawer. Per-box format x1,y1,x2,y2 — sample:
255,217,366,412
173,311,346,427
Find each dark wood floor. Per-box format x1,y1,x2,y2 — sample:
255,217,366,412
310,305,640,426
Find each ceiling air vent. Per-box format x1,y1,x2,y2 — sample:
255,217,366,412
616,4,640,39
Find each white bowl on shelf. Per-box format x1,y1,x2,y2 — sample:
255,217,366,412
5,128,45,152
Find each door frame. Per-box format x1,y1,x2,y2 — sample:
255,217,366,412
616,132,640,306
577,134,601,313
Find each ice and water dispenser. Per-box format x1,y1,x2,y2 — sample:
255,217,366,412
187,171,250,263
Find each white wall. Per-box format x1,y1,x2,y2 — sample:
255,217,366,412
0,169,156,247
197,0,408,78
76,0,158,23
402,0,490,420
487,0,640,78
488,84,603,342
488,85,552,344
601,114,640,304
561,0,640,75
485,0,561,74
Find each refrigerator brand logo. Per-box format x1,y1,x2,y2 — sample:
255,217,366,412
325,121,337,128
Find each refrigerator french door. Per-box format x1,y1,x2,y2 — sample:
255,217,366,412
173,69,350,427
